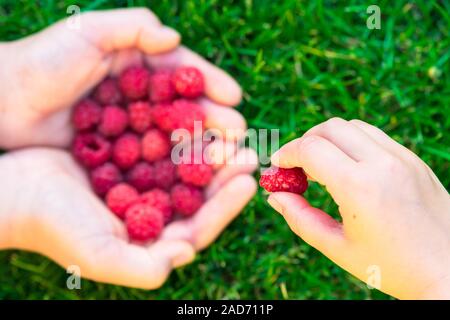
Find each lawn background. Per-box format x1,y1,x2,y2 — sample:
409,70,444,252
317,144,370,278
0,0,448,299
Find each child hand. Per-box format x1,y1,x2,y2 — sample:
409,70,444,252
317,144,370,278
0,8,243,148
268,118,450,299
0,148,256,289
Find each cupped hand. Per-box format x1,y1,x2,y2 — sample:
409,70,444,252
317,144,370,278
0,8,243,148
0,147,257,289
268,118,450,299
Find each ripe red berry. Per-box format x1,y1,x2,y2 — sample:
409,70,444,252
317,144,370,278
153,158,177,190
106,183,139,219
98,105,128,137
140,189,172,224
72,99,102,131
152,99,205,133
72,132,111,168
172,66,205,98
94,78,122,105
177,162,213,187
125,203,164,241
90,162,122,196
112,133,141,169
126,162,155,192
141,129,171,162
128,101,152,133
259,166,308,194
119,66,150,100
149,69,176,103
171,183,203,217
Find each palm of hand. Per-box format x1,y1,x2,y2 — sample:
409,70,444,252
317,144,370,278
2,9,256,289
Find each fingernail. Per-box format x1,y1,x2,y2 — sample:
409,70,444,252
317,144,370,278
270,150,280,166
268,195,283,215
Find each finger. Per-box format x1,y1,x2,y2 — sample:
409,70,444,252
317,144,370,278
268,192,347,258
204,139,238,170
108,49,144,76
80,8,180,54
161,174,256,250
303,117,386,161
201,98,247,140
83,237,195,289
349,119,413,157
205,148,259,198
271,135,356,192
145,46,242,106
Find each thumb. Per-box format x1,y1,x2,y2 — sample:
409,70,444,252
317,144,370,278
77,8,180,54
268,192,347,258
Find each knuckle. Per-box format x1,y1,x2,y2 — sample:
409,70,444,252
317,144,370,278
324,117,347,128
298,135,321,155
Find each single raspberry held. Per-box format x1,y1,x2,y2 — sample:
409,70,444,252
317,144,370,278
112,133,141,169
153,158,177,190
94,78,122,105
72,99,102,131
172,66,205,98
259,166,308,194
126,162,155,192
72,132,111,168
125,203,164,241
177,159,213,187
90,162,122,196
140,189,172,224
119,66,150,100
128,101,152,133
171,183,203,217
106,183,139,219
149,69,176,102
141,129,171,162
153,99,205,133
98,105,128,137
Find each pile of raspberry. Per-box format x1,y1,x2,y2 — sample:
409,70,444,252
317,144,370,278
71,65,213,242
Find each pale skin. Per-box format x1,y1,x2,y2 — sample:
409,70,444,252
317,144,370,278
0,8,449,299
0,8,257,289
269,118,450,299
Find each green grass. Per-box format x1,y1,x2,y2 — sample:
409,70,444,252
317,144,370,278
0,0,448,299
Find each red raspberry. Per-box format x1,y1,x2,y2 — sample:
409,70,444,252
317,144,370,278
140,189,172,224
90,162,122,196
177,162,213,187
72,132,111,168
172,66,205,98
72,99,102,131
98,105,128,137
149,69,176,102
106,183,139,219
119,66,150,100
171,183,203,217
94,78,122,105
126,162,155,192
128,101,152,133
259,166,308,194
125,203,164,241
141,129,171,162
153,158,177,190
112,133,141,169
153,99,205,133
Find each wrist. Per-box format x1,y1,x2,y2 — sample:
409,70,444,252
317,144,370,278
0,152,36,250
0,41,31,149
